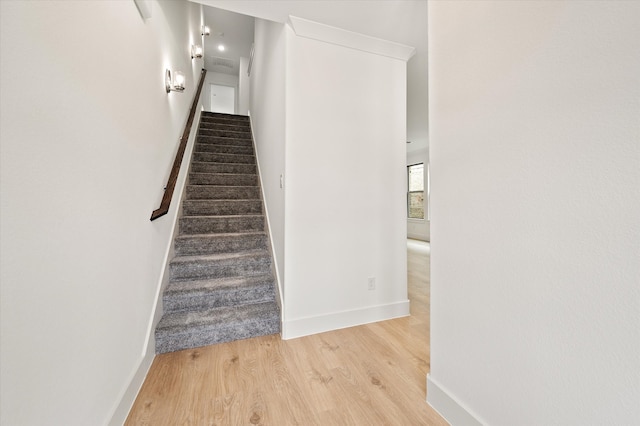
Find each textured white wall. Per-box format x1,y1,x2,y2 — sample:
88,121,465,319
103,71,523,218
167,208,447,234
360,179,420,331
428,1,640,425
0,1,204,424
249,18,287,307
283,24,409,338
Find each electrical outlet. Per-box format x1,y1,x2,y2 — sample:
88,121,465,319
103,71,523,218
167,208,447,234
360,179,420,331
368,277,376,291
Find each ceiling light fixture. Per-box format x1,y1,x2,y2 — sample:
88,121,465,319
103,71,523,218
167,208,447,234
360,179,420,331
201,25,210,36
217,44,225,52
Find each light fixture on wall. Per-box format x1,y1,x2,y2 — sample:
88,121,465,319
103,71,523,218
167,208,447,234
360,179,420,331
191,44,203,59
165,69,185,93
201,25,211,36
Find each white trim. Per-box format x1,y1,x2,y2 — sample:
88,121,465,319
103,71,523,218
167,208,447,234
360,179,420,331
283,300,410,340
287,15,416,62
427,374,485,426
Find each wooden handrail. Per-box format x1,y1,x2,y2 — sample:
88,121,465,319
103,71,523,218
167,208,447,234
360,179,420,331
151,68,207,221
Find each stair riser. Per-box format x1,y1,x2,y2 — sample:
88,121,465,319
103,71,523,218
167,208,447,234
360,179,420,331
189,173,258,186
199,129,252,139
197,136,253,147
195,143,254,155
193,152,255,164
191,162,256,175
182,200,262,216
163,286,275,314
155,316,279,354
186,186,260,200
180,216,264,234
170,256,271,281
175,234,268,256
199,122,249,132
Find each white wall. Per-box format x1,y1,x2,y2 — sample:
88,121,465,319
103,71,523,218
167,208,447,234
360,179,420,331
249,18,287,308
0,1,204,424
427,1,640,425
407,148,430,241
283,20,410,338
202,71,238,113
238,56,251,115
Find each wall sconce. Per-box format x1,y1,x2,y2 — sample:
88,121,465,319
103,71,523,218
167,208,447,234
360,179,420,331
201,25,210,36
191,44,203,59
165,69,185,93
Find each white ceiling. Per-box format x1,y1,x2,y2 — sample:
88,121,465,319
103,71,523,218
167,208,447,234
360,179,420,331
202,6,255,76
194,0,429,152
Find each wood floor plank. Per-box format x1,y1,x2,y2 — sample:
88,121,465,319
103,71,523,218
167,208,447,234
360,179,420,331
125,239,447,425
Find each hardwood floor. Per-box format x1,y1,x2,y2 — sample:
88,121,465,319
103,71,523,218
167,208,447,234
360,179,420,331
125,239,446,425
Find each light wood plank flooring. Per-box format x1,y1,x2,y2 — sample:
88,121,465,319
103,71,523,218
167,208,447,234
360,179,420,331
125,239,446,425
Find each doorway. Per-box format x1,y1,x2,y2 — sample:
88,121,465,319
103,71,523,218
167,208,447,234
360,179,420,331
210,84,235,114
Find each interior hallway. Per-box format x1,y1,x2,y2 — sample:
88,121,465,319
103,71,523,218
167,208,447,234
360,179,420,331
125,239,444,425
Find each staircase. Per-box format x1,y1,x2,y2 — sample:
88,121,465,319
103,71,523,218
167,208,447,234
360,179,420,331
155,112,280,354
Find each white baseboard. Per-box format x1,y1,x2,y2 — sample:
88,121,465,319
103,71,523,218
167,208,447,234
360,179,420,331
108,347,155,425
427,374,484,426
282,300,410,340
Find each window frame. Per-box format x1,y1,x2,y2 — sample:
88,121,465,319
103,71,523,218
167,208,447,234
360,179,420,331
407,162,425,220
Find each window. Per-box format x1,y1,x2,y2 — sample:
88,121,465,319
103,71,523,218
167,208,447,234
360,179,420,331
408,163,424,219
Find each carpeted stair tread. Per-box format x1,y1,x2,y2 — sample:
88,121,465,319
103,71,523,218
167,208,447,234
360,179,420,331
195,143,254,155
190,162,256,175
165,273,274,295
186,185,260,200
182,199,263,216
179,214,265,235
199,121,248,131
193,152,255,164
175,232,268,256
163,274,276,313
157,302,277,332
198,128,252,139
189,172,258,186
154,302,279,353
169,250,272,281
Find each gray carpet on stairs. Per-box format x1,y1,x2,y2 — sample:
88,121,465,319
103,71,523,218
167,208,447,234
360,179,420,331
155,112,280,354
